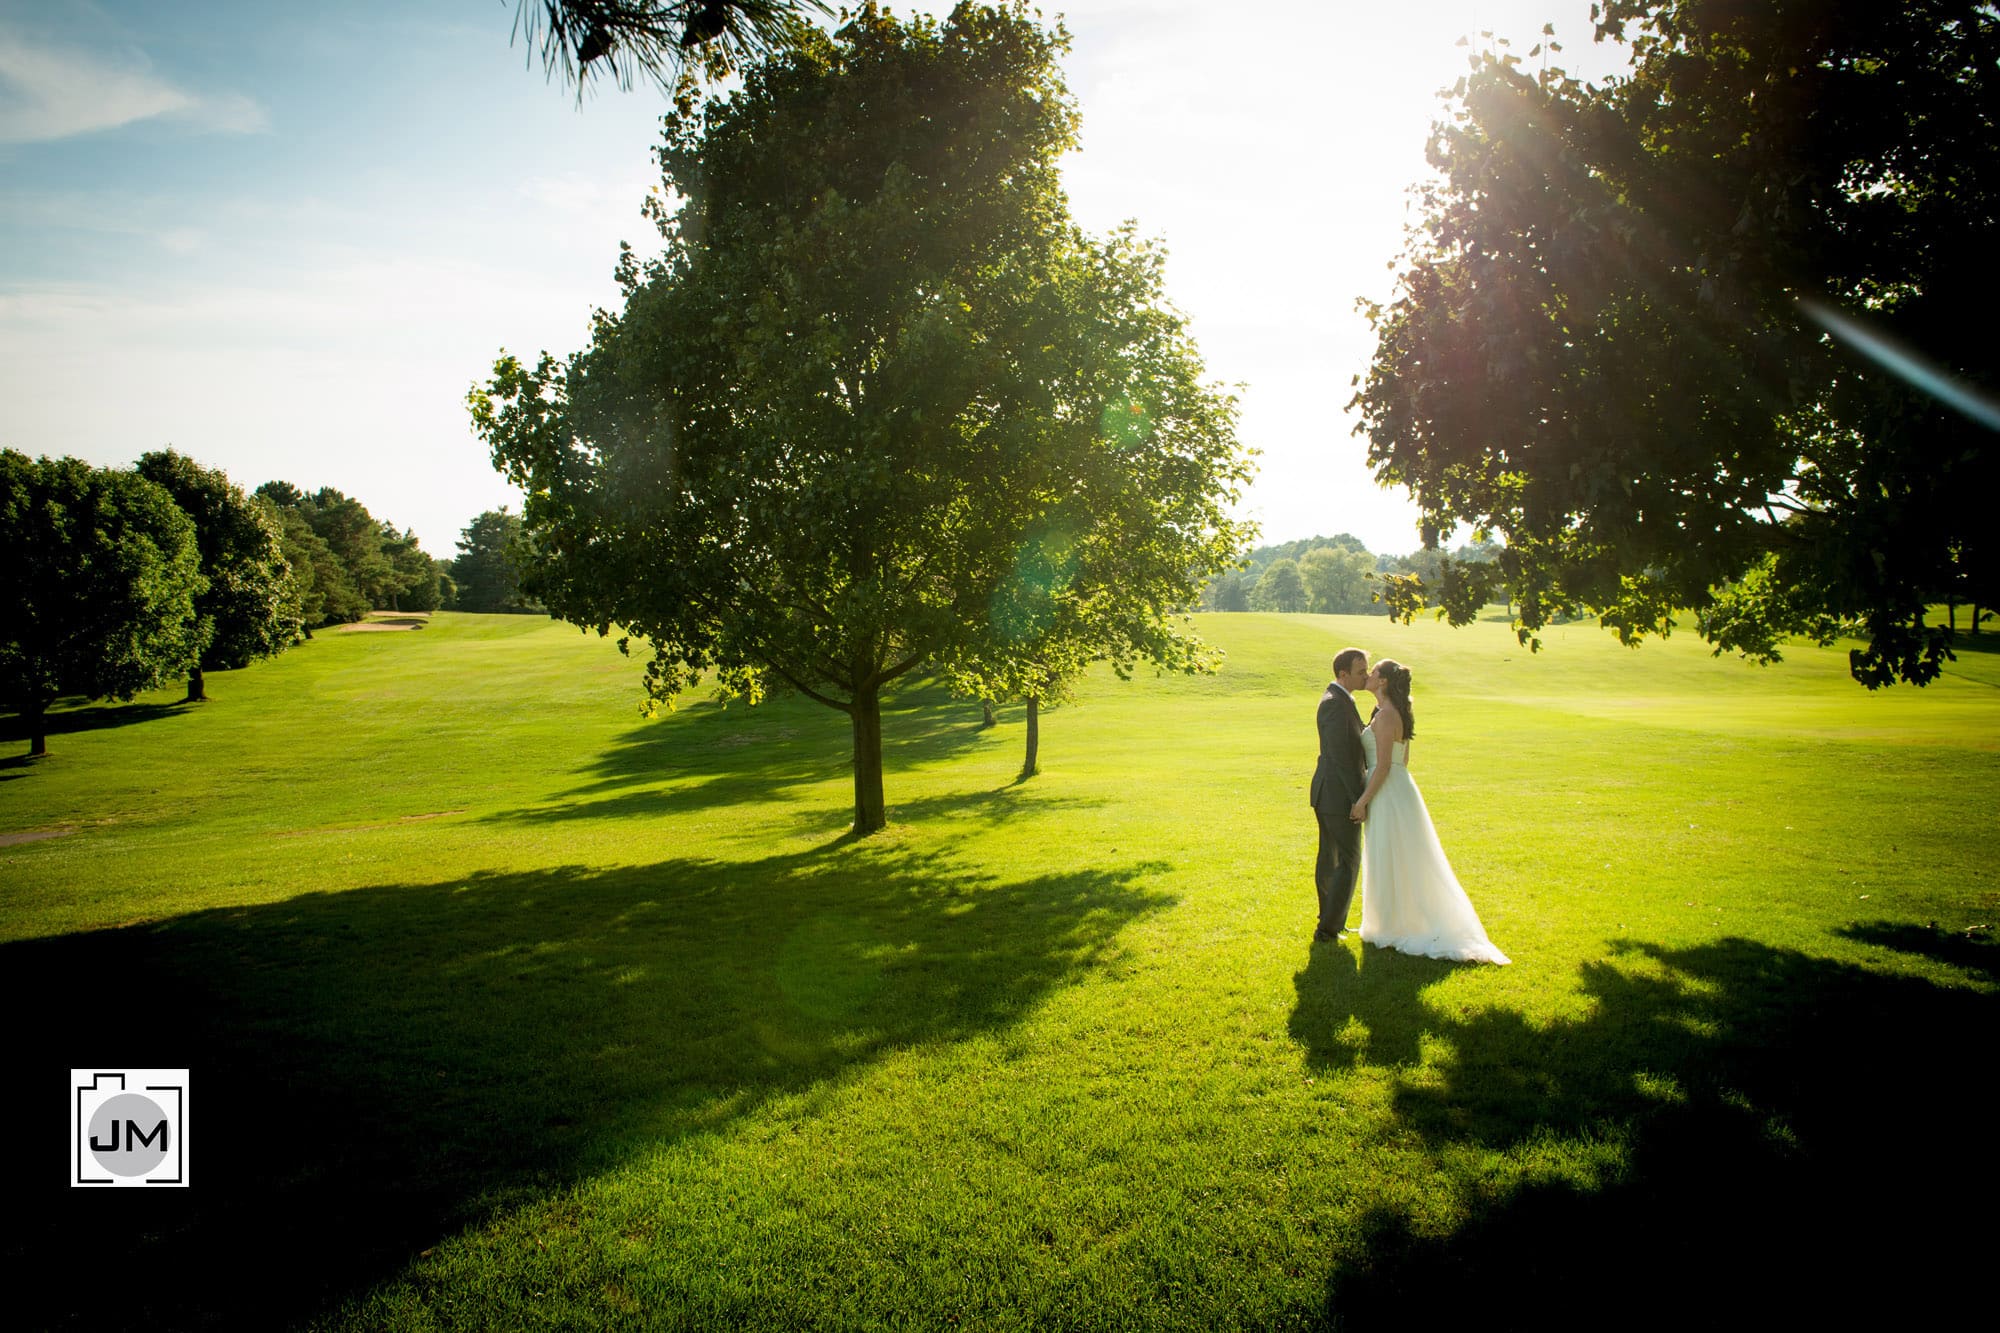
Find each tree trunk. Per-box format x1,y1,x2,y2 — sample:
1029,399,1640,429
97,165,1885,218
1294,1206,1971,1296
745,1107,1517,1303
186,665,207,703
1974,604,1984,637
850,684,887,834
25,699,47,757
1021,693,1040,778
981,698,996,728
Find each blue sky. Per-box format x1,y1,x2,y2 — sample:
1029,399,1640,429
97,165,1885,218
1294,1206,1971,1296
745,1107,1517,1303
1,0,1624,557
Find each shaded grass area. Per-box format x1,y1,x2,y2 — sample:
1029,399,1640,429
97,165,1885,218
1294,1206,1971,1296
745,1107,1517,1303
0,698,192,744
3,611,1997,1328
6,843,1172,1329
1301,931,1994,1326
486,677,1000,831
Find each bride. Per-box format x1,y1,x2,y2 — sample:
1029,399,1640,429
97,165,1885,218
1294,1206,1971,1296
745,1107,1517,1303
1349,659,1510,965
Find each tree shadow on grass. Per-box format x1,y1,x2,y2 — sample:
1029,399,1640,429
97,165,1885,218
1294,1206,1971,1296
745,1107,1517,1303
487,677,1017,827
1836,919,2000,980
886,782,1108,827
1294,931,1998,1329
0,698,192,749
1938,623,2000,655
2,843,1175,1331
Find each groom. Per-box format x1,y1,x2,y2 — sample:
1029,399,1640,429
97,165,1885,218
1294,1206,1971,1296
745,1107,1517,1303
1309,648,1370,942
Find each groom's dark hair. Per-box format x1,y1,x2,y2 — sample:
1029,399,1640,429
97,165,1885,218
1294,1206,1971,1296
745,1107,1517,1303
1332,648,1367,677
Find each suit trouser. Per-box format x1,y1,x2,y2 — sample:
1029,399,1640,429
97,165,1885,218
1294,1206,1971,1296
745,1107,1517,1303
1314,805,1359,936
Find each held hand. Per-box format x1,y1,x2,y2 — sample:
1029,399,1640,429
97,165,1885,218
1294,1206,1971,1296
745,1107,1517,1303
1349,799,1368,823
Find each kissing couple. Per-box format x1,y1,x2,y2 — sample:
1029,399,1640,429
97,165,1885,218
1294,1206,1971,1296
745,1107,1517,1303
1309,647,1509,964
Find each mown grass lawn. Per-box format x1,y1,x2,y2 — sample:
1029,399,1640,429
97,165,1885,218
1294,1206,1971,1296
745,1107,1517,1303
4,609,1996,1329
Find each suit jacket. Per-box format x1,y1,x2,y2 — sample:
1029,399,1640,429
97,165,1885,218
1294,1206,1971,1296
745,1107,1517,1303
1309,682,1367,843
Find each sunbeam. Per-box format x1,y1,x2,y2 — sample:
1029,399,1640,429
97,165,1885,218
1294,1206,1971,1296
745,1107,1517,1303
1797,295,2000,432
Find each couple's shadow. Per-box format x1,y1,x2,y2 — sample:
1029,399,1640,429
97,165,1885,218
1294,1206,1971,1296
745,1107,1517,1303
1287,938,1461,1070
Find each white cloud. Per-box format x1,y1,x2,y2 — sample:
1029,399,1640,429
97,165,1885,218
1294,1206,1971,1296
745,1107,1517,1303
0,30,265,144
181,89,266,136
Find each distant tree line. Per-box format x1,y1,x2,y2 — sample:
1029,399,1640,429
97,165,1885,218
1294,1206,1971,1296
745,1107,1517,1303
1199,533,1505,616
2,450,444,757
254,481,449,624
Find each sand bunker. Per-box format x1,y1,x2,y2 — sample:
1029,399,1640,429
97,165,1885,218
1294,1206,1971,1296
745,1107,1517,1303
337,614,431,633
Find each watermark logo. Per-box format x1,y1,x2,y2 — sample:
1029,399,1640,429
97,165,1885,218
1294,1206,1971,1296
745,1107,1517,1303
71,1070,190,1187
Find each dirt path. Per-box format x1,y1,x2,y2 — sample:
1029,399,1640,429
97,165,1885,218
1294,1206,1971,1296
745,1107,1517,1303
0,829,74,848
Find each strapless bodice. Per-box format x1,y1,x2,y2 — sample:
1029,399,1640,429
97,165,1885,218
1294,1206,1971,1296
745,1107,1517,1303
1361,730,1408,768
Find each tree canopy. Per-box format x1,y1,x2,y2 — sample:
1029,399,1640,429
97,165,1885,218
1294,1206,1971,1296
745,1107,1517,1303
135,450,302,701
928,220,1254,778
1297,545,1378,615
473,2,1252,832
380,526,448,613
1199,569,1252,613
1,452,204,756
258,499,367,630
1252,559,1307,613
449,508,542,614
1352,0,1999,686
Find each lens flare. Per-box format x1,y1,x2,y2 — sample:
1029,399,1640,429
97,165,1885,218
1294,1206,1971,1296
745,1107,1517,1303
1100,396,1151,449
1797,295,2000,432
989,524,1078,644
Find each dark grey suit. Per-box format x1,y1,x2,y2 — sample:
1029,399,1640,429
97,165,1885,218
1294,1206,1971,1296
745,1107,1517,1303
1309,681,1367,938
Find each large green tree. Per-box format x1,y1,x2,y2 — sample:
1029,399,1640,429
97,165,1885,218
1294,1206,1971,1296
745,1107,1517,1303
449,508,542,614
1298,545,1378,615
258,498,368,630
135,450,302,701
301,489,397,609
1,452,204,756
1352,0,1999,686
473,2,1252,832
1200,569,1252,613
1252,558,1307,613
380,525,447,613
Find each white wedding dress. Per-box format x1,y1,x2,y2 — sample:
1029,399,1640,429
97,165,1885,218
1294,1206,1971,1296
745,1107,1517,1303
1358,728,1510,964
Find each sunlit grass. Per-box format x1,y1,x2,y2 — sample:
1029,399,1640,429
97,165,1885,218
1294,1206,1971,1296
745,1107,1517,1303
4,609,1995,1329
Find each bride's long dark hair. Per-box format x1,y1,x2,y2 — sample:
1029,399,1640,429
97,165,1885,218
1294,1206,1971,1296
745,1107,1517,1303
1375,659,1416,738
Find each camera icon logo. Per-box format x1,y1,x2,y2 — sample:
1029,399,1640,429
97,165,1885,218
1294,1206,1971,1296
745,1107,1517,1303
71,1070,190,1187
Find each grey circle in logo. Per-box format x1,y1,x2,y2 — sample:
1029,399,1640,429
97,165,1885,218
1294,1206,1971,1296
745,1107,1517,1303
89,1092,170,1176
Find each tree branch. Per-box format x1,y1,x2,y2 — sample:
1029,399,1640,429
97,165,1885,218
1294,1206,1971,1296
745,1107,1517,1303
873,647,931,689
762,656,853,713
